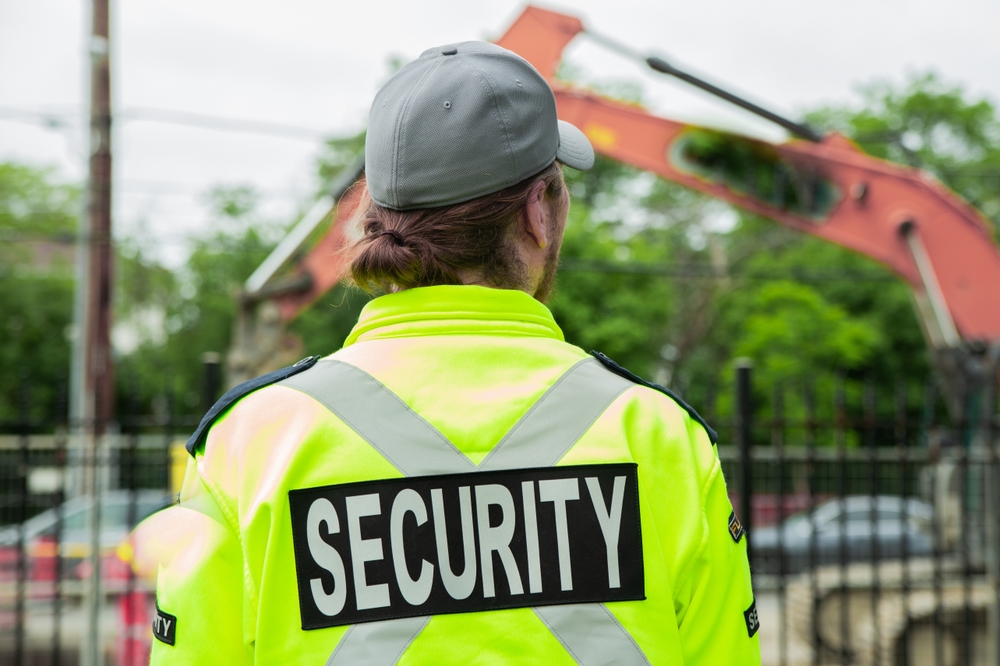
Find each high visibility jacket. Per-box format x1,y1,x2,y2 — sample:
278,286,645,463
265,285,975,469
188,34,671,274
136,285,760,665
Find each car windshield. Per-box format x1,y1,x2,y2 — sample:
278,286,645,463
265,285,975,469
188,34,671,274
22,493,171,538
782,497,932,531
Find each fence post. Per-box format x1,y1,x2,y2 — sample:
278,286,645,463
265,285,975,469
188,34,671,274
201,352,222,416
736,359,754,541
985,351,1000,666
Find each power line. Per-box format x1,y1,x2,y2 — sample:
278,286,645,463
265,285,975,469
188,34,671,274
559,258,897,282
5,104,998,184
3,230,901,282
119,107,331,142
119,178,309,195
117,181,309,200
0,104,335,142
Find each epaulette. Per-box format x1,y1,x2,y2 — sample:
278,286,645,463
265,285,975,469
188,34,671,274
185,355,321,456
589,350,718,445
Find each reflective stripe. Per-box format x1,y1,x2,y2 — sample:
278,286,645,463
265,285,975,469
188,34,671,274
281,360,476,476
479,358,634,471
281,356,648,666
535,604,651,666
325,616,429,666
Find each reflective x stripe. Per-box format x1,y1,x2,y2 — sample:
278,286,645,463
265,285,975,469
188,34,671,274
281,360,475,476
535,604,650,666
324,617,429,666
478,358,635,471
281,357,648,666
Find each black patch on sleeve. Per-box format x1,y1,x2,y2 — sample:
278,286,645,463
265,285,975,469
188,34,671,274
744,599,760,638
728,511,745,543
589,350,718,444
152,604,177,646
185,355,320,456
289,463,644,629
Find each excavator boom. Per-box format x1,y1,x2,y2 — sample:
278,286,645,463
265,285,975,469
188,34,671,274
495,6,1000,347
246,5,1000,389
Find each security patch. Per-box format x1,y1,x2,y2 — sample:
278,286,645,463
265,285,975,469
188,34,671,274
152,604,176,645
728,510,745,543
744,599,760,638
289,463,644,629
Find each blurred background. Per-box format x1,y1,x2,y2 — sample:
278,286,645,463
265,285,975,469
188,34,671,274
2,1,1000,664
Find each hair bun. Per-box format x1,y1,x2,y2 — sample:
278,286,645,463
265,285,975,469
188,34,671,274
379,229,406,245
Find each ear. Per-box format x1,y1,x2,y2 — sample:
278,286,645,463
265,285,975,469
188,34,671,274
522,179,551,250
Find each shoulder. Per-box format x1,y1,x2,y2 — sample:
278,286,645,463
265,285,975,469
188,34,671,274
590,350,718,445
185,355,322,456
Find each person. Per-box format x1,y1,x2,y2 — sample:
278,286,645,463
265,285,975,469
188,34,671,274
133,41,760,665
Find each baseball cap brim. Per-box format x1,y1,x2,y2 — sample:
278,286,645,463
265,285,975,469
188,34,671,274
556,120,595,171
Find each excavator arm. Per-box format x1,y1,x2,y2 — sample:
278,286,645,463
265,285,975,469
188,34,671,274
496,7,1000,348
238,5,1000,403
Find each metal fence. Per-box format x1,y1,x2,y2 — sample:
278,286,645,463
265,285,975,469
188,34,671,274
0,373,198,666
716,363,1000,666
0,361,998,665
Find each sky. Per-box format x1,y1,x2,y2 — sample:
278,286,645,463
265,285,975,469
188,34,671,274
2,0,999,267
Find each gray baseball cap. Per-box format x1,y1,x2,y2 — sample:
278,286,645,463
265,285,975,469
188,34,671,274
365,41,595,211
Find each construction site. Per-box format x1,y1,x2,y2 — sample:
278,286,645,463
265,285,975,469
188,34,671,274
1,2,999,665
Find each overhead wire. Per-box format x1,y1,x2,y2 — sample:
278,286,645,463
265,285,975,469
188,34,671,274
116,180,309,200
2,227,901,282
558,258,896,282
0,105,334,142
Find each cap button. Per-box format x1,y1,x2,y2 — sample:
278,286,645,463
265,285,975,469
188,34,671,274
441,47,458,56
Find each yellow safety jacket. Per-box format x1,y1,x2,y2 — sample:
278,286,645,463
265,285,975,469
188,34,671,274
136,285,760,665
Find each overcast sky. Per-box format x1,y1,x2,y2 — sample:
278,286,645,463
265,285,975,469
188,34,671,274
2,0,998,266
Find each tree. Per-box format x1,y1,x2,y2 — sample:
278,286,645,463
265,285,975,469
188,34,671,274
113,180,372,414
0,163,77,422
808,72,1000,235
291,131,375,358
114,186,286,413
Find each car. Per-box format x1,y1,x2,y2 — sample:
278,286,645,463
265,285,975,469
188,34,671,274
749,495,935,575
0,490,173,585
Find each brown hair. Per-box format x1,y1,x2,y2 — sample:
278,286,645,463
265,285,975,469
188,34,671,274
347,162,565,294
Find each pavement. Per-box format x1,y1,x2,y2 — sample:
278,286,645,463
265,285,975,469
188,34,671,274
757,590,818,666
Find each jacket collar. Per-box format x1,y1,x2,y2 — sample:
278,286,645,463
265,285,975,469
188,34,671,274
343,285,565,346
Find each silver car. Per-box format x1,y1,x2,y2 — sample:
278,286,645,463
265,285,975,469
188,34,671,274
0,490,173,581
750,495,935,575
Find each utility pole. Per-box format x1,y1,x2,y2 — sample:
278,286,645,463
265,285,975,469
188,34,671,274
80,0,113,664
85,0,114,437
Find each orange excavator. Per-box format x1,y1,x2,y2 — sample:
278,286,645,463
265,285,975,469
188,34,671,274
231,6,1000,418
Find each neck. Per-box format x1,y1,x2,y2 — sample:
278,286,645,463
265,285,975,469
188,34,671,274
455,270,538,297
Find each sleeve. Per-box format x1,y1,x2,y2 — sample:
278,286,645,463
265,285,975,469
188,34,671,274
131,465,254,666
674,437,761,665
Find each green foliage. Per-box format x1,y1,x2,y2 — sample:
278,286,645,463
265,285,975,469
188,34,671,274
0,163,78,236
317,131,366,193
299,134,375,355
0,274,74,422
113,176,371,413
551,195,674,374
0,163,78,421
672,129,840,219
289,284,372,357
553,155,719,380
807,72,1000,232
114,186,283,412
732,281,882,380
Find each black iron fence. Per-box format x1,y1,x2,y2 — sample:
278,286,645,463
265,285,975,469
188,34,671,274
0,360,998,665
0,373,200,666
715,362,1000,666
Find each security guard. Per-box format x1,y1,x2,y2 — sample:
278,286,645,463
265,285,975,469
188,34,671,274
133,41,760,665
